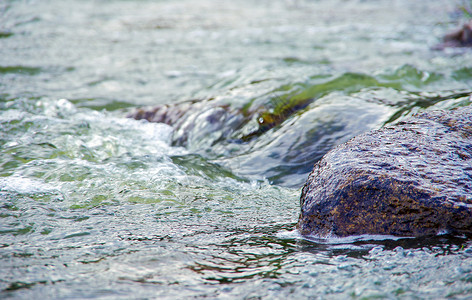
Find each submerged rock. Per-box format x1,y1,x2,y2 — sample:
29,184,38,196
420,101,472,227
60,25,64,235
298,106,472,237
128,97,311,147
434,20,472,49
128,99,241,147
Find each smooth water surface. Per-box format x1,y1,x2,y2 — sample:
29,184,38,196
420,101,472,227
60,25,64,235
1,0,472,298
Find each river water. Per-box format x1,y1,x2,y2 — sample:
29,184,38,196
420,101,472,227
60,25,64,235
1,0,472,299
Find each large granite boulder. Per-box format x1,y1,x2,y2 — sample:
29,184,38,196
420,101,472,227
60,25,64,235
298,106,472,237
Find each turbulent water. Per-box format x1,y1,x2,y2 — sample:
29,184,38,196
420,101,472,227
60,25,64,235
1,0,472,298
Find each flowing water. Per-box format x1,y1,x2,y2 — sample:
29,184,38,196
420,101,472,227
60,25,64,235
1,0,472,298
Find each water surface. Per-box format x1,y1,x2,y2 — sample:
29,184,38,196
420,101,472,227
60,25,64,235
1,0,472,298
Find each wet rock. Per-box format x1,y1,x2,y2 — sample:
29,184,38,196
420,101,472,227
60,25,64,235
127,97,311,147
298,106,472,237
128,99,242,147
434,20,472,49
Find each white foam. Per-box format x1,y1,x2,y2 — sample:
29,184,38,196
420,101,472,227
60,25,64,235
37,98,78,118
276,229,413,244
38,98,175,147
110,117,174,146
0,176,59,195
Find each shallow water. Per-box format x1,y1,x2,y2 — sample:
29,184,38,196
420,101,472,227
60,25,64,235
1,0,472,298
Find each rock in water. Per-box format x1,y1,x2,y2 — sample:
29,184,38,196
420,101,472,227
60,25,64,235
434,20,472,49
443,20,472,47
298,106,472,237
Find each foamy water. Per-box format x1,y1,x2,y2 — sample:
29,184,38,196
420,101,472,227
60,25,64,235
1,0,472,298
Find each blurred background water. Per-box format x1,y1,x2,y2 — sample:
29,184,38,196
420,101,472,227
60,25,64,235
1,0,472,298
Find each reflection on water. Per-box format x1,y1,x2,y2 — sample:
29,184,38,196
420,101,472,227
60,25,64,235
1,0,472,298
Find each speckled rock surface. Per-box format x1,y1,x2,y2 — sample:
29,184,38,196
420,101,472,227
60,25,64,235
298,106,472,237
